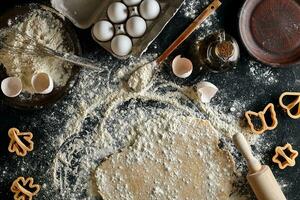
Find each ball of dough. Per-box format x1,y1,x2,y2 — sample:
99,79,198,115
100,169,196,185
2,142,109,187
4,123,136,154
111,35,132,56
126,16,147,38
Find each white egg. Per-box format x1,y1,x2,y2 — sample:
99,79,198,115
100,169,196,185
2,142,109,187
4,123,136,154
111,35,132,56
123,0,142,6
1,77,22,98
139,0,160,20
107,2,128,23
93,20,114,42
126,16,147,38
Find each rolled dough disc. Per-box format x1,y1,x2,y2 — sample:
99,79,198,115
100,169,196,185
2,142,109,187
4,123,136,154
95,118,236,199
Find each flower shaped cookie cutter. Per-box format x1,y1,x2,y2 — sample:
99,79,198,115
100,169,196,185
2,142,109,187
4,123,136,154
11,177,40,200
245,103,278,134
8,128,34,157
272,143,298,169
279,92,300,119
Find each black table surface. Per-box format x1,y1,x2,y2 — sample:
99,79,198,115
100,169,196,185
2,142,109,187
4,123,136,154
0,0,299,199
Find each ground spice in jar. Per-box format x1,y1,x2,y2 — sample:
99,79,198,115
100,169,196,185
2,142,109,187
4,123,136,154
215,41,234,60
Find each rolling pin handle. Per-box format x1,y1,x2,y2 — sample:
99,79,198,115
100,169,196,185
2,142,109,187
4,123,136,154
233,133,262,173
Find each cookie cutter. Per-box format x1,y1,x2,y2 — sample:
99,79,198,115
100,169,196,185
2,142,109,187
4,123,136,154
245,103,278,134
272,143,298,170
8,128,34,157
11,177,40,200
279,92,300,119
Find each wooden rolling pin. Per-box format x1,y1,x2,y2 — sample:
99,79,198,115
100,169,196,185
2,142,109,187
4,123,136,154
233,133,286,200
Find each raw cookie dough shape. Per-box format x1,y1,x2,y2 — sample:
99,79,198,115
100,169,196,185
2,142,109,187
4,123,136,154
272,143,298,170
11,177,40,200
245,103,278,134
8,128,34,157
95,119,236,200
279,92,300,119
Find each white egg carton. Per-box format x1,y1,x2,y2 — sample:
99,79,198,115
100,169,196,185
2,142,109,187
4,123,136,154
51,0,185,59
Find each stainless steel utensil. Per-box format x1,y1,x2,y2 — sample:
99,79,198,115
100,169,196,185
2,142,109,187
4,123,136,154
0,30,105,71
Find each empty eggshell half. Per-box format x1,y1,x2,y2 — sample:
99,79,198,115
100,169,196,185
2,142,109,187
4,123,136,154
139,0,160,20
31,73,54,95
172,55,193,78
126,16,147,38
1,77,22,98
111,35,133,56
107,2,128,23
93,20,114,42
123,0,142,6
197,81,219,103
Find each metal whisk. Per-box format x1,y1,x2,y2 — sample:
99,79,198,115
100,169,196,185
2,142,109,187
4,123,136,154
0,30,104,71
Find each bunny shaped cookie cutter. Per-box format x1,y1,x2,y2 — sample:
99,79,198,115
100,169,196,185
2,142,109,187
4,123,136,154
279,92,300,119
245,103,278,134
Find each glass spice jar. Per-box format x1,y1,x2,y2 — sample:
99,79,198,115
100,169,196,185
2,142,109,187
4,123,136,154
194,30,240,73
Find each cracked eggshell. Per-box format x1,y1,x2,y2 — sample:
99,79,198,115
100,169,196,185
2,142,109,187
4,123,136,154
197,81,218,103
139,0,160,20
1,77,22,98
92,20,114,42
126,16,147,38
111,35,133,56
172,55,193,78
107,2,128,23
31,73,54,95
123,0,142,6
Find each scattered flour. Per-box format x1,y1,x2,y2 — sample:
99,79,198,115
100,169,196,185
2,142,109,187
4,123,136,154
0,9,72,93
181,0,210,19
0,2,287,200
49,53,263,200
248,60,279,86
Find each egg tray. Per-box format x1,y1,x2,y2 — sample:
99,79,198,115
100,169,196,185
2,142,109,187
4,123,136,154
51,0,185,59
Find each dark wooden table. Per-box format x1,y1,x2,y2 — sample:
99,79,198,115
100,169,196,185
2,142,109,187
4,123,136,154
0,0,299,199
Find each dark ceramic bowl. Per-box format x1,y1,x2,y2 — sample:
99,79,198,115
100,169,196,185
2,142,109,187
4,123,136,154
0,3,81,110
239,0,300,67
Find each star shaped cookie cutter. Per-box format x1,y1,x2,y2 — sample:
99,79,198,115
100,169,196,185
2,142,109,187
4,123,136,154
8,128,34,157
279,92,300,119
272,143,298,169
245,103,278,134
11,177,40,200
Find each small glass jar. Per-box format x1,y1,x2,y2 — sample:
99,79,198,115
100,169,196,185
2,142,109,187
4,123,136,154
194,30,240,73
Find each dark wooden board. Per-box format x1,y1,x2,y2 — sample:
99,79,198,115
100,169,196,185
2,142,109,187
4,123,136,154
0,0,299,199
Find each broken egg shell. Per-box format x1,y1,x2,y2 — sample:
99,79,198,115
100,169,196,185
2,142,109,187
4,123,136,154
111,35,133,56
123,0,142,6
31,73,54,95
107,2,128,23
92,20,114,42
1,77,22,98
139,0,160,20
196,81,219,103
172,55,193,78
126,16,147,38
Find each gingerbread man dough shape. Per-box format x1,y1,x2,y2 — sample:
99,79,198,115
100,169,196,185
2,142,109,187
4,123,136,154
245,103,278,134
279,92,300,119
8,128,34,157
272,143,298,169
11,177,40,200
